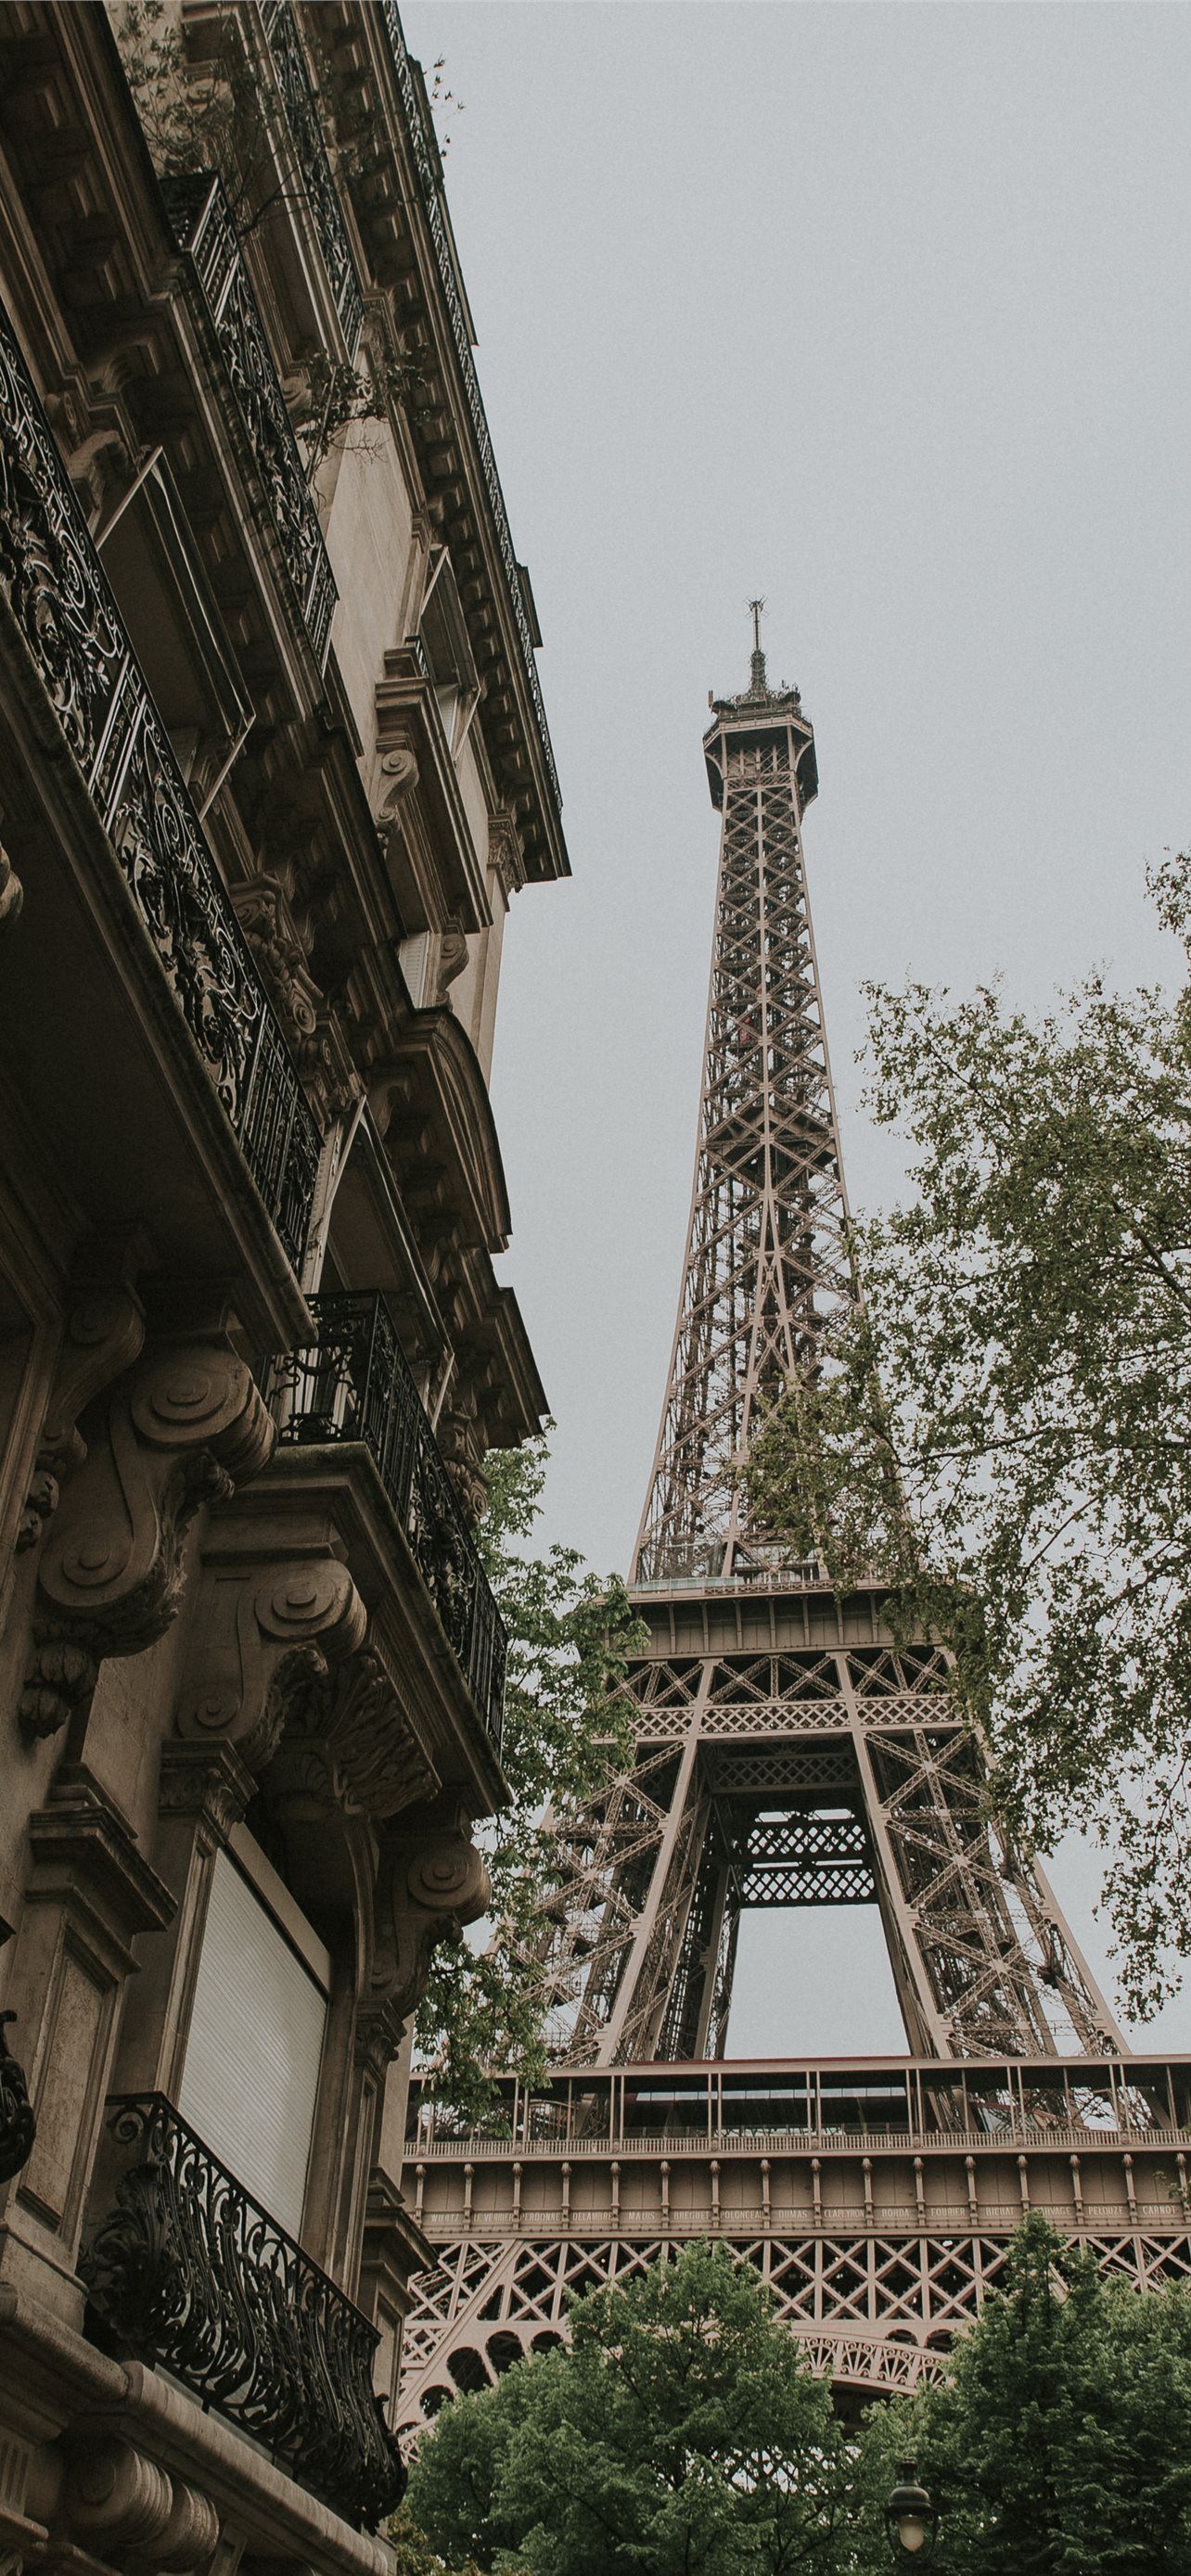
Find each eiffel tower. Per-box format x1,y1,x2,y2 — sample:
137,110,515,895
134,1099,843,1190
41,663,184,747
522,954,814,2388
398,618,1191,2423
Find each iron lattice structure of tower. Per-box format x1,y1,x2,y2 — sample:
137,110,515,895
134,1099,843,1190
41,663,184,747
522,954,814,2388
398,628,1191,2425
522,618,1116,2074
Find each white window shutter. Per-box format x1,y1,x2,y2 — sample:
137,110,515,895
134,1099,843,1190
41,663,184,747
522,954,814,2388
178,1846,328,2238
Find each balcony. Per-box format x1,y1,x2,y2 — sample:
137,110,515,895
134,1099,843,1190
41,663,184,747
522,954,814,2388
162,172,339,670
259,0,365,353
271,1291,506,1753
0,297,321,1274
81,2096,404,2531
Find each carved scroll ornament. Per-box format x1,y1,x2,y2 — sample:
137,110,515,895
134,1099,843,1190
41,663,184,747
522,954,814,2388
280,1646,439,1820
58,2437,219,2574
17,1282,145,1556
0,837,20,934
175,1553,367,1777
19,1336,274,1740
370,1798,490,2027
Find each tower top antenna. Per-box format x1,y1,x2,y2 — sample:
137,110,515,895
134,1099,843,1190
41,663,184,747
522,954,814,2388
748,595,767,693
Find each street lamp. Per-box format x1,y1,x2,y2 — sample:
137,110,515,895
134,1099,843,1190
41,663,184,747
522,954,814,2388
885,2457,938,2558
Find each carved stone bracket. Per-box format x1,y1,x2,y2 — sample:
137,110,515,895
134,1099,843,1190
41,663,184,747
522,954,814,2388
279,1645,440,1820
56,2437,219,2573
175,1549,366,1779
19,1334,274,1741
232,873,322,1057
0,838,22,936
370,1796,490,2027
488,804,525,901
16,1281,146,1557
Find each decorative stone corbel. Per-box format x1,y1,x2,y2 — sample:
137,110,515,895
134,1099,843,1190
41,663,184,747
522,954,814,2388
16,1281,146,1556
278,1645,440,1819
19,1334,273,1741
487,804,525,902
0,840,22,936
232,873,322,1058
370,1795,490,2028
437,1384,486,1523
429,919,468,1004
174,1552,367,1778
378,742,419,818
57,2437,219,2572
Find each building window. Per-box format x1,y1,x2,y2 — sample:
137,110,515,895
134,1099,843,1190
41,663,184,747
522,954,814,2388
176,1834,329,2238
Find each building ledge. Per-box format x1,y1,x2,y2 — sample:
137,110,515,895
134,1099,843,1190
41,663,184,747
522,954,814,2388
0,2281,393,2576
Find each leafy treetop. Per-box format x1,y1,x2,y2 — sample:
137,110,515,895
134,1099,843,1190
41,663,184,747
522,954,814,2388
406,2238,846,2576
747,848,1191,2018
414,1434,641,2124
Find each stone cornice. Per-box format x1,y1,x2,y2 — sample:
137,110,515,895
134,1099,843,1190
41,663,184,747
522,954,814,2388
315,2,570,888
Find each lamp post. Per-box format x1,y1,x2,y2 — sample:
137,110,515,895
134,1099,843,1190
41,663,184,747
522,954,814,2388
885,2457,938,2558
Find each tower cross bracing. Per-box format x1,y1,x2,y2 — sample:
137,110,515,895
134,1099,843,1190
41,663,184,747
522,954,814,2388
399,625,1191,2425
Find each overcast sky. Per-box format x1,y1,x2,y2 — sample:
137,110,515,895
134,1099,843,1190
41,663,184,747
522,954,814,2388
402,0,1191,2056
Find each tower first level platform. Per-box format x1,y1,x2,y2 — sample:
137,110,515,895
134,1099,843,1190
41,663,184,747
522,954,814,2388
397,1585,1185,2429
399,2046,1191,2423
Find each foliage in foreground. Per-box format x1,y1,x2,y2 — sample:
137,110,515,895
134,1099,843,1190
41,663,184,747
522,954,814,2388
747,848,1191,2017
400,2221,1191,2576
405,2238,845,2576
846,2214,1191,2574
414,1435,641,2123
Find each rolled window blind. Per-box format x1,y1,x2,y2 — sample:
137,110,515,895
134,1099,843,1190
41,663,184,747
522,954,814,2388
177,1845,328,2238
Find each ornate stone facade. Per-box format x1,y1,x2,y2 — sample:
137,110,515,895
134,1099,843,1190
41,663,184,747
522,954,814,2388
0,7,565,2571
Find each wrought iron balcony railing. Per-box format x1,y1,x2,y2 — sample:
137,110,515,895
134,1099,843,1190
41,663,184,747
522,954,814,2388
260,0,365,354
378,4,563,826
81,2096,404,2531
0,299,320,1273
162,172,338,670
272,1290,506,1753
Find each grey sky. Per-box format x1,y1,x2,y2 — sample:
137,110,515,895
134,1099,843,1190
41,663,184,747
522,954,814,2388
403,0,1191,2054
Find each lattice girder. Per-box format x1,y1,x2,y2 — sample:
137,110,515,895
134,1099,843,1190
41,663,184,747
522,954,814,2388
528,1601,1117,2069
401,2030,1191,2426
446,640,1141,2427
633,674,850,1588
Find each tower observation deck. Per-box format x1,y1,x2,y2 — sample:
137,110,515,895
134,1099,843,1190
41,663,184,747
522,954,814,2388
398,620,1191,2423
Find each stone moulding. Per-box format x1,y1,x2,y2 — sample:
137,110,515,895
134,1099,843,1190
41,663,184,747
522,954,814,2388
376,2,562,825
80,2094,405,2532
0,294,320,1272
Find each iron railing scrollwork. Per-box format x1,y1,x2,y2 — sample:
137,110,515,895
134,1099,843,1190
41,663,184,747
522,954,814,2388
0,298,320,1272
272,1289,506,1752
162,172,338,670
260,0,365,355
378,4,563,825
81,2096,405,2531
0,2014,34,2184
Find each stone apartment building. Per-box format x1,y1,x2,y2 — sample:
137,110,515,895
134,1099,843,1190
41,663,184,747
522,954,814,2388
0,6,566,2570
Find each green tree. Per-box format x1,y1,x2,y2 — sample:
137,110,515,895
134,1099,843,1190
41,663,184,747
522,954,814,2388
844,2216,1191,2573
414,1435,642,2123
407,2239,845,2576
747,850,1191,2017
388,2506,482,2576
